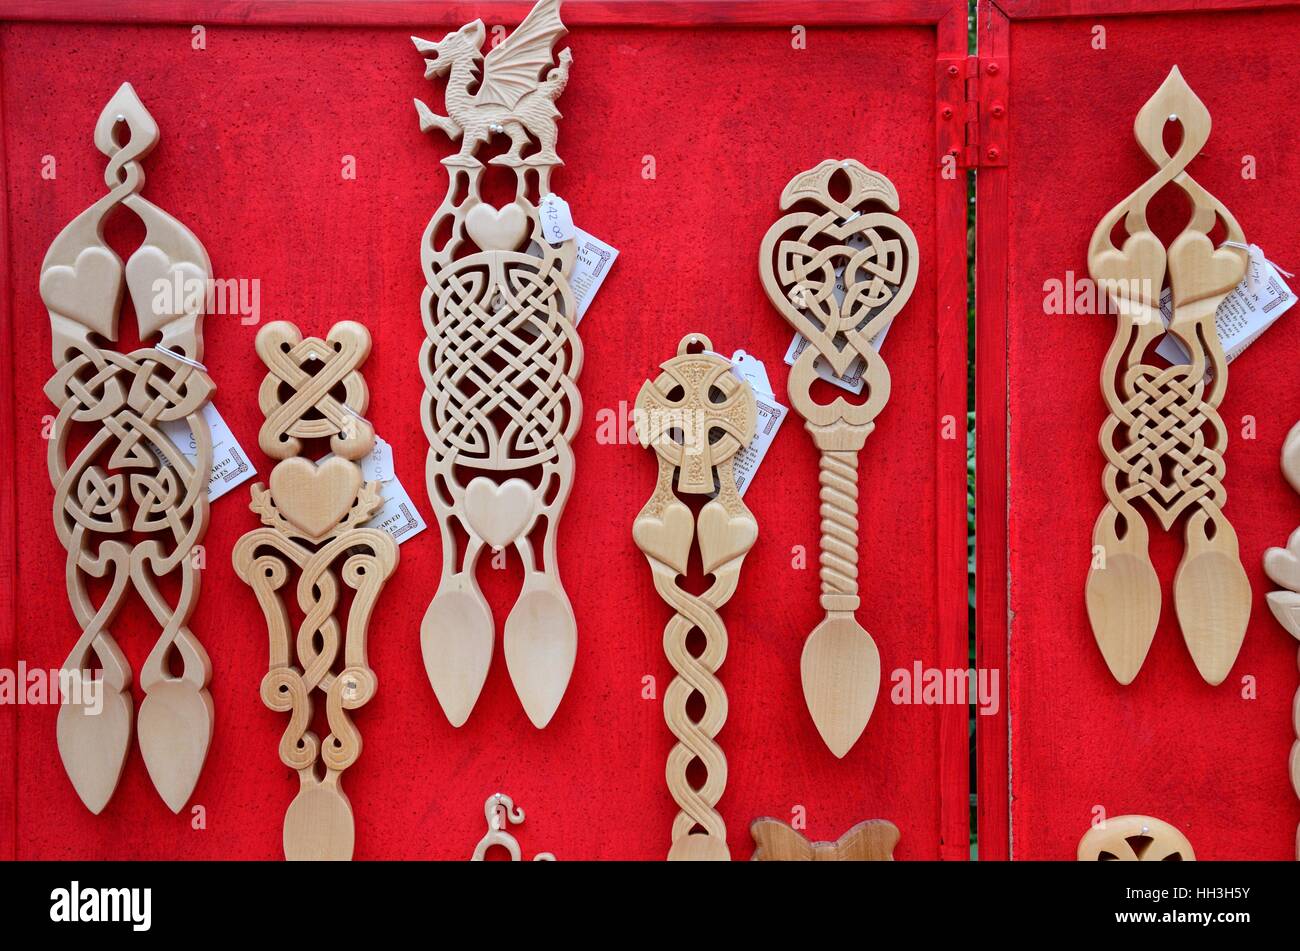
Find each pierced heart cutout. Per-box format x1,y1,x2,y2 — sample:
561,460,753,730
696,499,757,574
465,202,529,252
762,213,917,378
632,501,693,575
125,246,209,339
268,457,362,539
40,246,122,337
463,477,536,548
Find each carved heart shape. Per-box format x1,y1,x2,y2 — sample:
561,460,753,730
268,457,361,539
1168,232,1247,308
1264,529,1300,593
125,246,209,339
696,499,757,574
463,477,535,548
632,500,693,575
762,213,916,378
40,246,122,337
465,202,528,252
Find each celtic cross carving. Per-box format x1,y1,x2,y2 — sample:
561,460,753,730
759,159,919,758
232,321,397,861
41,83,214,815
412,0,581,730
1086,67,1251,686
632,335,757,861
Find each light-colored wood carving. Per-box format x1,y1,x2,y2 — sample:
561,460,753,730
469,793,556,861
412,0,581,730
1263,419,1300,860
633,335,757,862
41,82,214,814
750,817,899,861
758,159,919,758
232,321,397,861
1086,67,1251,686
1077,815,1196,861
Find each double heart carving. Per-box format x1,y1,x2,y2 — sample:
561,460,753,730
1085,67,1251,687
633,335,758,861
414,1,582,732
41,82,215,816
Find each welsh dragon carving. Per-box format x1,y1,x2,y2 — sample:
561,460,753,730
411,0,583,731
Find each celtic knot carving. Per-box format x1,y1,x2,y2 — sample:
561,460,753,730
1086,67,1251,687
633,336,758,861
233,320,397,861
413,0,581,730
41,83,215,815
424,253,578,467
759,159,919,759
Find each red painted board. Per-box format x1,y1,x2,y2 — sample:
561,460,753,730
990,3,1300,859
0,3,967,860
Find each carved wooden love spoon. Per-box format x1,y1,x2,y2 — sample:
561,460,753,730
759,159,919,758
633,335,757,860
42,82,215,814
1086,67,1250,686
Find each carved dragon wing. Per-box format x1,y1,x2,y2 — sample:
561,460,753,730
475,0,568,109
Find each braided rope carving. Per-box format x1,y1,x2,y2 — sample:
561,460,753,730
1263,422,1300,861
1086,67,1250,686
633,335,757,862
233,321,397,861
412,0,581,729
818,451,861,610
41,83,214,815
759,159,919,758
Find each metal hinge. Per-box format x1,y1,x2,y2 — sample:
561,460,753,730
937,55,1007,169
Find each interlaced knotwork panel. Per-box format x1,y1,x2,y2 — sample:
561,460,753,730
40,82,215,816
1086,67,1250,687
412,0,581,731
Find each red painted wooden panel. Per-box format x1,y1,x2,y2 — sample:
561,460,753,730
0,2,968,860
990,2,1300,859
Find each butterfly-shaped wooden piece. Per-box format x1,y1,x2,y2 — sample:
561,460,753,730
749,817,899,861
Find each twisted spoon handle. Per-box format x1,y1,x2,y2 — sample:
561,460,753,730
818,449,861,613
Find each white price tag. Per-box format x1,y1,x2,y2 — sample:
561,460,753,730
156,402,257,503
729,350,787,497
539,193,576,244
571,227,618,323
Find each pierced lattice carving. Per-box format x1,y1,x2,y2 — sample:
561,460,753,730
41,83,214,814
1086,67,1251,686
232,321,397,861
1077,815,1196,861
758,159,919,758
412,0,581,730
1263,420,1300,861
633,335,757,862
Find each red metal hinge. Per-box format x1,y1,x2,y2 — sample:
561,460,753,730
937,55,1008,169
